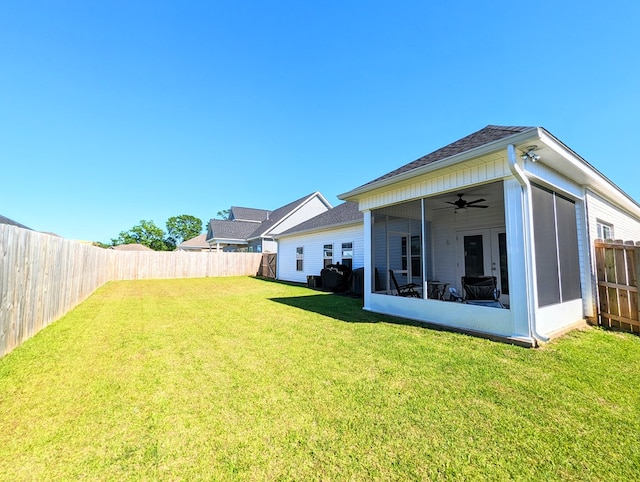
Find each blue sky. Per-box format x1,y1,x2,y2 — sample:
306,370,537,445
2,1,639,243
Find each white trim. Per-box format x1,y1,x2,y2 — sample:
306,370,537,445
340,128,539,200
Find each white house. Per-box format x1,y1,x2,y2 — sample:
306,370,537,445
275,201,364,284
205,192,332,253
338,125,640,346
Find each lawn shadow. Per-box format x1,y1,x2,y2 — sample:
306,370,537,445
269,293,424,327
269,289,532,345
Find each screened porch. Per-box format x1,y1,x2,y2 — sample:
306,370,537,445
371,181,510,308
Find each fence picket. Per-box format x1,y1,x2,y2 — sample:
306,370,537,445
595,240,640,334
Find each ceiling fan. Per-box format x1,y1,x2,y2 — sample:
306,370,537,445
446,194,489,210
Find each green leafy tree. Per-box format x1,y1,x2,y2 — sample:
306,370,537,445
166,214,203,246
111,219,172,251
216,209,230,220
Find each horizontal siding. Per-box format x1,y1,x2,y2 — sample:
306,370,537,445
359,156,510,211
277,225,364,284
271,196,330,234
586,190,640,242
430,192,506,292
584,190,640,319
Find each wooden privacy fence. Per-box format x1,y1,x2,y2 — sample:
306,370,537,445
0,224,263,357
594,240,640,334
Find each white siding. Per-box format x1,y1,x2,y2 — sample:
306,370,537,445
359,155,510,211
429,190,506,293
583,190,640,319
277,224,364,284
586,190,640,242
262,239,277,253
270,196,331,235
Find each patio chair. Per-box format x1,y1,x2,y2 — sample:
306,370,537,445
389,270,420,298
448,286,464,302
461,276,504,307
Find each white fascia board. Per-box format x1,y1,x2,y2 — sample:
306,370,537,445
538,129,640,219
206,238,248,245
339,128,539,201
261,192,333,237
274,220,363,240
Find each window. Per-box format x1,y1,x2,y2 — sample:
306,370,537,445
401,236,422,277
296,247,304,271
531,184,581,306
341,242,353,269
323,244,333,268
597,221,614,240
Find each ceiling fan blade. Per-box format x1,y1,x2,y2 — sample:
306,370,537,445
465,198,486,205
467,205,489,208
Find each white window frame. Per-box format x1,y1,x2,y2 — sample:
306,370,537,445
341,242,353,268
323,243,333,268
596,220,614,240
296,247,304,271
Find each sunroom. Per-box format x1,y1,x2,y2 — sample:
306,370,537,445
340,125,593,345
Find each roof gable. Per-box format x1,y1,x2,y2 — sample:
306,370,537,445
177,233,209,248
248,192,330,238
229,206,271,223
363,125,532,187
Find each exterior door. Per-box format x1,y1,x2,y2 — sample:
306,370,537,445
388,231,421,289
458,228,509,304
388,231,410,289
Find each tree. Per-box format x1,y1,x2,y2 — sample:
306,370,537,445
111,220,172,251
166,214,203,246
216,209,230,220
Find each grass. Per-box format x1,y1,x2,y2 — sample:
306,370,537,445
1,277,639,481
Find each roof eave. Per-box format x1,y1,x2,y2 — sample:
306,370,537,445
206,238,249,245
274,219,363,239
255,191,333,237
537,128,640,218
339,127,540,201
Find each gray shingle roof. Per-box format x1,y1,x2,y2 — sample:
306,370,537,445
277,202,363,237
229,206,271,222
208,219,261,240
363,125,533,187
0,214,31,230
111,243,154,251
177,233,208,248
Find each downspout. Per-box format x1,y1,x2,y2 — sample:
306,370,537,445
507,144,549,345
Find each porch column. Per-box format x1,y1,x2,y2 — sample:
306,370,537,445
363,209,372,311
503,178,531,338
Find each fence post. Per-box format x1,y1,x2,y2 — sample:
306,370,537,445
636,246,640,328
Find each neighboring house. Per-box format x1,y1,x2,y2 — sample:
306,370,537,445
339,124,640,346
275,202,364,284
205,192,332,253
176,234,211,252
110,243,154,251
0,214,31,230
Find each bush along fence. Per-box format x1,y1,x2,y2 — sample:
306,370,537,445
0,224,263,357
594,239,640,334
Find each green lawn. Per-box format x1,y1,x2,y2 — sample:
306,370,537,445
1,277,639,481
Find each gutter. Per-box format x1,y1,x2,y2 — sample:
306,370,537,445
507,144,549,345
